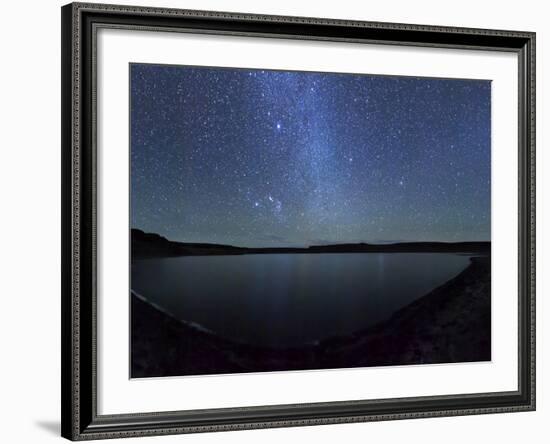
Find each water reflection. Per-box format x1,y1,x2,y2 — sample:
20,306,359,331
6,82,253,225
131,253,470,347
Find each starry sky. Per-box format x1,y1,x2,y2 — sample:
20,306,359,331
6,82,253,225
130,63,491,247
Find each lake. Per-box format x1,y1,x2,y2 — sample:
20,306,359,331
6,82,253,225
131,253,471,347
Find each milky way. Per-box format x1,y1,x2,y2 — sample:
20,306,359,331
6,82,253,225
130,64,491,247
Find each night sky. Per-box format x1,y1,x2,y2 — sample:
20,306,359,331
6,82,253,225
130,64,491,247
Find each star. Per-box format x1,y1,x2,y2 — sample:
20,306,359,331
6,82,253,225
131,64,491,246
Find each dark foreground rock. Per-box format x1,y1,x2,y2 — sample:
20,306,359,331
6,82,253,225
131,256,490,378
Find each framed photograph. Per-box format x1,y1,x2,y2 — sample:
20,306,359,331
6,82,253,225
61,2,536,440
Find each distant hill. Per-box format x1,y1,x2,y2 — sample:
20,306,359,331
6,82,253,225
131,229,248,258
131,228,491,259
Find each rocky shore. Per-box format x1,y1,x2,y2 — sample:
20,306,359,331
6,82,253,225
131,256,490,378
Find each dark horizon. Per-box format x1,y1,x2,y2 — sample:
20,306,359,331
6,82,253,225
131,226,490,250
131,64,491,247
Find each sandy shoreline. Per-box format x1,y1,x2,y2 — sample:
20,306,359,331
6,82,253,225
131,255,490,378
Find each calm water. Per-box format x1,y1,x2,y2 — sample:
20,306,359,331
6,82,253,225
131,253,470,347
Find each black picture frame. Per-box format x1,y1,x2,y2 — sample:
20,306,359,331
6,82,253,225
61,2,536,440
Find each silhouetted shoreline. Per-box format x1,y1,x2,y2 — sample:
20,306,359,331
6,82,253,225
131,228,491,259
131,255,490,378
